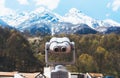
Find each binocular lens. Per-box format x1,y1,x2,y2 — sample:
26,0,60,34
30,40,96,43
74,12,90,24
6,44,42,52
61,47,66,52
54,47,59,52
53,46,67,52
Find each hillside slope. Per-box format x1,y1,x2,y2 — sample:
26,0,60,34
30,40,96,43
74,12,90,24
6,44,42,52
0,27,43,72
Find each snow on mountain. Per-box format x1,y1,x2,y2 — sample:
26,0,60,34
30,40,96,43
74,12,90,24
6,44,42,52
15,7,62,35
0,19,11,28
60,8,120,34
0,7,120,35
0,7,61,27
0,12,28,27
103,19,120,27
62,8,91,24
62,8,101,29
62,8,120,29
0,19,8,26
25,7,60,24
53,22,98,34
95,19,120,33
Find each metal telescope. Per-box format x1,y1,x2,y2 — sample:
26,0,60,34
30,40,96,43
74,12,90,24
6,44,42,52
45,37,75,65
45,37,75,78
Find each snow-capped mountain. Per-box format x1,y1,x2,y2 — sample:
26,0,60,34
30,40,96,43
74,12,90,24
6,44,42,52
0,19,12,28
15,7,62,35
62,8,120,28
53,22,98,34
0,19,8,26
0,7,61,27
62,8,96,28
0,7,120,35
0,12,29,27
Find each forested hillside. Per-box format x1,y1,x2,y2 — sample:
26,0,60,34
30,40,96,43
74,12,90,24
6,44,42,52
0,26,120,77
0,27,43,72
31,34,120,77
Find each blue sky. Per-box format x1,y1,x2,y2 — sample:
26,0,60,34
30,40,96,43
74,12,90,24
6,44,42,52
0,0,120,23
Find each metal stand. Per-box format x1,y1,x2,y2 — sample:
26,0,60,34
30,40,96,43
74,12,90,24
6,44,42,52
45,37,75,78
51,65,68,78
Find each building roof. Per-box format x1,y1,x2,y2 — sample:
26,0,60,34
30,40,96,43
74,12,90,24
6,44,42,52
0,72,40,78
19,72,40,78
88,73,103,77
0,71,17,77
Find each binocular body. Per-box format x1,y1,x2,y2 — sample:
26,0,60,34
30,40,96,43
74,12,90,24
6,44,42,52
45,37,75,65
46,37,74,53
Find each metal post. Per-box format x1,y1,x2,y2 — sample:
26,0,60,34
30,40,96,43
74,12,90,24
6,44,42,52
51,65,68,78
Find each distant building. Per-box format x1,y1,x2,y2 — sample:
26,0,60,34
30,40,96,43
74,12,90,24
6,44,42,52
71,72,103,78
0,72,40,78
86,73,103,78
0,72,17,78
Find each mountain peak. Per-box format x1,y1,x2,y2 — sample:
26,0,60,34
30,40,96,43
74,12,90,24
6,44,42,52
33,7,47,14
69,8,81,14
63,8,93,25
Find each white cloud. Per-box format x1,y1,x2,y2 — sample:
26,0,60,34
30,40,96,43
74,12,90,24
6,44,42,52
0,0,15,16
0,0,5,7
34,0,60,10
17,0,29,5
107,0,120,11
112,0,120,11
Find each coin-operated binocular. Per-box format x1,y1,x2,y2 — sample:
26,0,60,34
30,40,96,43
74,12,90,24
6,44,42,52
45,37,75,65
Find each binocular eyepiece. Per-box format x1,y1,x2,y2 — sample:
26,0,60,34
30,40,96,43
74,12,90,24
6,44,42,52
53,46,67,52
61,47,67,52
54,47,59,52
45,37,74,53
